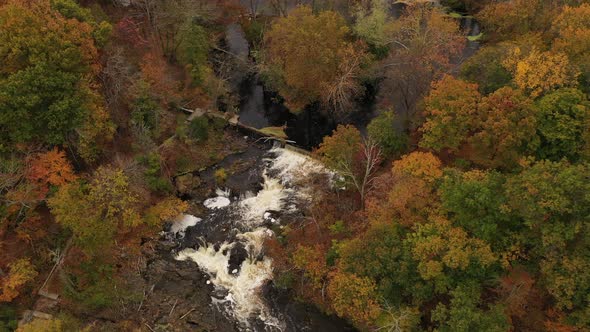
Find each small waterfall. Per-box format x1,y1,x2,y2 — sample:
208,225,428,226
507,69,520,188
173,147,329,331
239,173,290,226
176,229,276,328
169,214,201,238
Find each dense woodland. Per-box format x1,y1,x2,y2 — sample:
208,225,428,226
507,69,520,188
1,0,589,331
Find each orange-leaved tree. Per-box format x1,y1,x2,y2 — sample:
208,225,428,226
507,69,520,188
263,6,368,113
468,87,538,169
26,147,77,198
365,151,443,227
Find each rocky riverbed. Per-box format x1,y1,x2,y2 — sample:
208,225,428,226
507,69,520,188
133,139,354,331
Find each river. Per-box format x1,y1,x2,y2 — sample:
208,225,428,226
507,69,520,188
158,4,482,331
165,142,354,331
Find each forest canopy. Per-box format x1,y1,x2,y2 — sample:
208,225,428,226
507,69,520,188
1,0,589,331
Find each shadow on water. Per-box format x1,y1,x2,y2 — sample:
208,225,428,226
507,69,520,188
238,76,381,149
238,77,338,149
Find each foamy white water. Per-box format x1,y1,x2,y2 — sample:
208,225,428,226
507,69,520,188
176,229,275,326
204,196,231,209
170,214,201,237
239,174,290,226
268,147,326,185
204,188,232,209
175,147,329,330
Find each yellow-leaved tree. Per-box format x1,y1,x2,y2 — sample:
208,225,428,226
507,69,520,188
0,258,38,302
48,166,189,255
48,167,141,254
503,47,579,98
551,3,590,87
327,271,381,327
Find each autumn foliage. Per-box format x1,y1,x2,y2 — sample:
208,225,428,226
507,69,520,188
0,259,37,302
263,6,368,112
26,148,77,198
1,0,589,331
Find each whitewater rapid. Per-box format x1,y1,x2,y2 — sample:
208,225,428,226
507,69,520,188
174,147,328,331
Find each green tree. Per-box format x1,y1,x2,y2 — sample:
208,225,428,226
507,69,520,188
352,0,391,56
316,124,362,178
505,158,590,322
0,304,18,331
0,0,112,155
138,152,173,194
177,22,210,84
367,110,407,158
541,251,590,327
130,80,161,132
338,221,417,306
432,283,510,332
535,88,590,161
505,160,590,252
187,116,210,141
439,169,519,250
47,183,111,254
405,216,497,294
0,63,89,145
51,0,92,22
460,44,513,94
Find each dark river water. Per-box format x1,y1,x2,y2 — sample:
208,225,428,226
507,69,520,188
231,4,480,149
237,78,339,149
